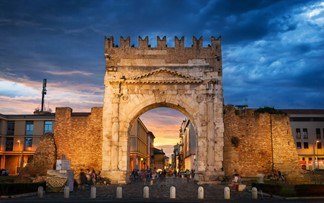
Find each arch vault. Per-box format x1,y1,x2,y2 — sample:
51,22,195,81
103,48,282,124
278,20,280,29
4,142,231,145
102,36,224,183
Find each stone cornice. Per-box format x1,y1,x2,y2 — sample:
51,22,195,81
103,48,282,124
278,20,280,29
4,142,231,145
108,68,203,84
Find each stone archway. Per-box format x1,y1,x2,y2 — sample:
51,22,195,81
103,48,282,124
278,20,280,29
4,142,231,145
102,36,224,183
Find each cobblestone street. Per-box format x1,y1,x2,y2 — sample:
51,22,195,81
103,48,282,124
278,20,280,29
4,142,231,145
2,177,324,203
0,177,270,202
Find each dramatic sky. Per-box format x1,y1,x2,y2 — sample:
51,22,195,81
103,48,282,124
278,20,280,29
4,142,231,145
1,0,323,156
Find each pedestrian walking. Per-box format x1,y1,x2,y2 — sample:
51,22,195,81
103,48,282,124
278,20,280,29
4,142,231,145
79,169,87,190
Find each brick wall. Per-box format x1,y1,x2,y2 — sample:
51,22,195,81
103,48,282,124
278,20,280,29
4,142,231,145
223,106,303,182
54,107,103,173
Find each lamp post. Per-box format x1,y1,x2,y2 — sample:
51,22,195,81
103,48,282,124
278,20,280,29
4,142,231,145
17,139,23,174
316,140,320,170
313,140,319,171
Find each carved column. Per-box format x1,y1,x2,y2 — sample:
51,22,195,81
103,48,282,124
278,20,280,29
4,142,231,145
110,93,121,170
206,92,216,179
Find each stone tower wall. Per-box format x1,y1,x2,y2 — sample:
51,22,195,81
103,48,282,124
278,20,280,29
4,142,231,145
54,107,103,173
223,106,303,182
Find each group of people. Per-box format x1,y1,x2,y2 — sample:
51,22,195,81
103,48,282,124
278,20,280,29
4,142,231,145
229,172,242,191
78,169,103,190
270,169,286,183
130,168,168,183
130,168,196,183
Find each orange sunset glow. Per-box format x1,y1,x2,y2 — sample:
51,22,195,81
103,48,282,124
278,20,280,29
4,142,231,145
140,107,187,157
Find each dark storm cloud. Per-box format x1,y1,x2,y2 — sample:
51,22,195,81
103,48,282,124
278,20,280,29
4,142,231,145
0,0,323,114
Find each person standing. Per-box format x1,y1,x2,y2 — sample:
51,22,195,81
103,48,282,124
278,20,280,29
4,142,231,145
79,169,87,190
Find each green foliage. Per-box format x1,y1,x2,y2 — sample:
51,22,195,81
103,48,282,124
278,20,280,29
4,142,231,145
0,182,46,196
255,107,285,114
295,184,324,196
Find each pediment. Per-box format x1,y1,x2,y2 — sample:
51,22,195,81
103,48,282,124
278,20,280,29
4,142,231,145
127,68,202,84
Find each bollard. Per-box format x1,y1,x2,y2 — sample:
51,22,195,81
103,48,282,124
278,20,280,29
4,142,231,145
37,186,44,198
252,187,258,199
170,186,176,199
64,186,70,199
198,186,204,199
143,186,149,199
90,186,96,199
116,186,123,199
224,187,230,199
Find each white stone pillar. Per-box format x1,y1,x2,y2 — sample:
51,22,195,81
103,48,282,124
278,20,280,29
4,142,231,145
111,94,121,170
64,186,69,198
224,187,230,199
90,186,96,199
198,186,204,199
170,186,176,199
116,186,123,199
207,94,215,174
37,186,44,198
252,187,258,199
143,186,149,199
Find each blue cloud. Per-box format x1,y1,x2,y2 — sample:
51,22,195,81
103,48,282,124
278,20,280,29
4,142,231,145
0,0,323,113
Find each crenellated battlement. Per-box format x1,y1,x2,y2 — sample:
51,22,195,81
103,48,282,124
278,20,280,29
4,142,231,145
104,35,222,76
104,36,221,51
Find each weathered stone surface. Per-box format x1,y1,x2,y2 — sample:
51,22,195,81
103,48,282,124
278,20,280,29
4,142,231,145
223,106,304,182
17,133,56,182
102,36,224,183
54,107,103,175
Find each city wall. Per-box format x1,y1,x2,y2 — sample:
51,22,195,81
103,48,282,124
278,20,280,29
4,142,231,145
54,107,103,173
223,106,303,182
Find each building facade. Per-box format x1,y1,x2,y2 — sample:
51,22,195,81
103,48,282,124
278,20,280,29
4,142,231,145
153,148,165,171
0,113,54,175
129,118,154,171
179,119,196,171
282,109,324,170
172,143,181,173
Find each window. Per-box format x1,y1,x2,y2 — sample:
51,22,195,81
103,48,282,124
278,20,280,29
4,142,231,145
25,121,34,135
5,137,13,151
24,137,33,150
302,128,308,139
296,128,301,139
296,142,302,149
44,121,53,133
316,128,321,139
7,121,15,135
304,142,309,149
317,142,322,149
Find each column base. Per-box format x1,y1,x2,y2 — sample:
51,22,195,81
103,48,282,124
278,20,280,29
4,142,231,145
101,170,129,184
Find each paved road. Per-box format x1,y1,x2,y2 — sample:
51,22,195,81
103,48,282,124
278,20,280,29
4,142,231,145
1,177,323,202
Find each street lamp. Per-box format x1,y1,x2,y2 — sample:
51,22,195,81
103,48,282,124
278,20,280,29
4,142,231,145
316,140,320,170
313,140,320,171
17,139,23,174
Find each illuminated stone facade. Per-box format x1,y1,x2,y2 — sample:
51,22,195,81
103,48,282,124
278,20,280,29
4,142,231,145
223,106,304,182
129,118,153,171
102,36,224,183
54,107,103,174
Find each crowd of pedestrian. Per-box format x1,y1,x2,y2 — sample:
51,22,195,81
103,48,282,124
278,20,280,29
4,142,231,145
130,168,195,183
78,168,109,190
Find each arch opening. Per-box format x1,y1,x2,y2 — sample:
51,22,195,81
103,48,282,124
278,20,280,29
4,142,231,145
127,105,198,181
